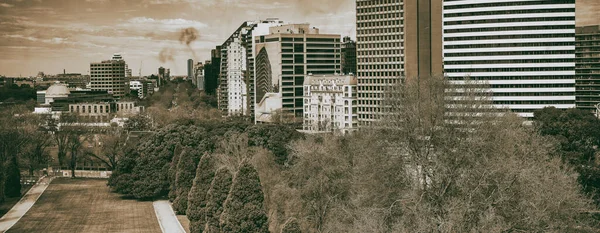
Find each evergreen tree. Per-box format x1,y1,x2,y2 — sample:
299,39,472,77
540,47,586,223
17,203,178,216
0,164,5,204
187,153,216,233
281,218,302,233
220,162,269,233
4,158,21,198
203,167,233,233
173,148,201,214
168,146,184,202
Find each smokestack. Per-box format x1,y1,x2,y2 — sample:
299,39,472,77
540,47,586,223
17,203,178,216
63,69,66,75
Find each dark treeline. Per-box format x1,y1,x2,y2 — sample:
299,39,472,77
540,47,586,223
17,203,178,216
108,77,600,232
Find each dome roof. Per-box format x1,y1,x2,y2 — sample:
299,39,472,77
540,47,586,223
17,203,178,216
46,83,70,98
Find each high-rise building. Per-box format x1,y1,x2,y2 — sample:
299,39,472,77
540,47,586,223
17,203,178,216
575,25,600,113
218,19,288,117
356,0,443,125
443,0,576,118
193,62,205,91
341,36,357,75
254,24,341,123
90,54,128,98
303,74,358,135
187,59,194,80
205,46,221,95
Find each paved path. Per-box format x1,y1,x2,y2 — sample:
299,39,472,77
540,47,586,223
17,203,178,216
153,200,186,233
0,176,52,233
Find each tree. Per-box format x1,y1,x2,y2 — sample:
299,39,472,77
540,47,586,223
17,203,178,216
534,107,600,206
203,167,233,233
246,124,303,165
220,162,269,233
0,105,31,203
173,148,201,214
21,127,52,176
124,114,152,132
86,128,126,171
187,153,216,233
288,136,352,232
281,218,302,233
168,145,184,202
4,158,21,198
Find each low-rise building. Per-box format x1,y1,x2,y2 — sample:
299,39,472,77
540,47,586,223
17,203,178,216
302,74,358,135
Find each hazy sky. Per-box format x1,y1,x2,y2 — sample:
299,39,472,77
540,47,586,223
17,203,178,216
0,0,597,76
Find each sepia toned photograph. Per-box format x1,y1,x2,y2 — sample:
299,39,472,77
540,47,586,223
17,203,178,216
1,0,600,232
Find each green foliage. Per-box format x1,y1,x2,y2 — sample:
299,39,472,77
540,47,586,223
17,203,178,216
534,107,600,206
0,84,36,102
203,167,233,233
168,147,183,202
0,166,4,204
173,148,201,214
281,218,302,233
187,153,216,233
108,124,212,199
221,162,269,233
4,159,21,198
246,124,304,165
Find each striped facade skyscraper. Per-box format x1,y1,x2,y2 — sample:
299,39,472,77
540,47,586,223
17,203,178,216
443,0,577,118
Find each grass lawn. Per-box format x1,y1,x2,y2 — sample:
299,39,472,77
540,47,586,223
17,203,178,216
7,178,161,233
176,215,190,233
0,184,33,218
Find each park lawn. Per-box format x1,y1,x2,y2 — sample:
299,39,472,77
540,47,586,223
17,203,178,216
7,178,161,233
0,184,33,218
177,214,190,233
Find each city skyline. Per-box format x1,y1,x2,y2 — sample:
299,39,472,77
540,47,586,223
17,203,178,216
0,0,354,77
0,0,598,77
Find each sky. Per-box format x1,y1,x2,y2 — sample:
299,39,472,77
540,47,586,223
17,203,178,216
0,0,597,77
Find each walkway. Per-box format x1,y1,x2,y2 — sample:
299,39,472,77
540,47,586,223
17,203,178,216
153,200,186,233
0,176,52,232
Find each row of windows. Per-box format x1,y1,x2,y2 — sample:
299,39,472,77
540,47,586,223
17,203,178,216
444,25,573,34
444,50,574,57
446,67,574,73
446,92,575,97
444,8,574,18
357,26,402,36
447,76,576,81
444,33,574,41
445,59,574,65
444,17,575,26
454,84,574,88
443,1,574,10
445,42,574,49
356,0,399,7
357,18,402,29
491,100,574,105
70,105,109,114
357,71,403,78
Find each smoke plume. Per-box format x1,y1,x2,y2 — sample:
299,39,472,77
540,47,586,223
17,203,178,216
179,27,200,60
159,48,176,63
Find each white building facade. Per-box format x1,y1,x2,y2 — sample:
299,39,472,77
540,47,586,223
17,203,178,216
443,0,577,118
303,75,358,135
226,38,248,116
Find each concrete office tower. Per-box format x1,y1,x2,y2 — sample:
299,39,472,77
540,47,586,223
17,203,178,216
355,0,443,125
254,24,341,123
187,59,194,80
443,0,576,118
218,19,287,117
302,74,358,135
193,62,205,91
90,54,128,98
575,25,600,113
